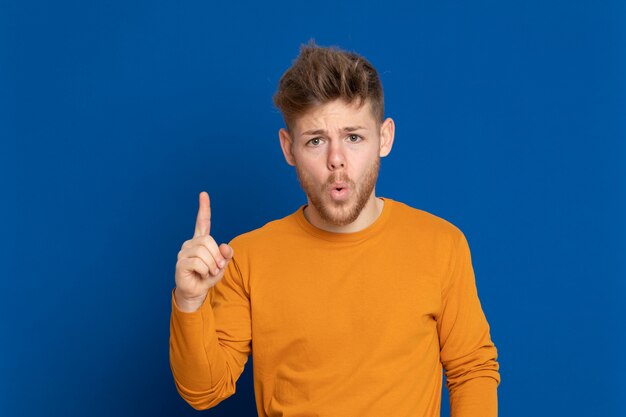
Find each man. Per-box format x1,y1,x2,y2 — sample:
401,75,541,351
170,43,500,417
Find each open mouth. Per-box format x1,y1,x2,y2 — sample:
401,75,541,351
330,186,349,200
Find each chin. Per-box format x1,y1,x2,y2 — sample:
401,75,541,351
315,197,364,226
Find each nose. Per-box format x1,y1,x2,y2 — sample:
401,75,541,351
327,140,345,170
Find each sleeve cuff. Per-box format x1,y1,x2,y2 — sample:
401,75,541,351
171,289,204,321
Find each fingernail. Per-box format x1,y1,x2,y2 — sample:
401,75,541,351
219,260,225,268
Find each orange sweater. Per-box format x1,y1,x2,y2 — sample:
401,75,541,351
170,198,500,416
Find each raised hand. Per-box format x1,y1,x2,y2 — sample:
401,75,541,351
174,191,234,312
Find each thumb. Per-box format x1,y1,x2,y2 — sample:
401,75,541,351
219,243,234,260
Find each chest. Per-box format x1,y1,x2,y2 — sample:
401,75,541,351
249,243,442,359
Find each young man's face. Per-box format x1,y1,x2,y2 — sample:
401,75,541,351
279,99,394,226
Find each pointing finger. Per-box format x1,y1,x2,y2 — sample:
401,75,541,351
193,191,212,238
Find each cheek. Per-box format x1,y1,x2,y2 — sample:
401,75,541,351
295,154,325,174
354,153,378,173
295,160,324,183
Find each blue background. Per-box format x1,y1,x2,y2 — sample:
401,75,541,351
2,1,624,416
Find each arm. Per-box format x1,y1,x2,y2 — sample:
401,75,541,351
437,231,501,417
169,252,252,410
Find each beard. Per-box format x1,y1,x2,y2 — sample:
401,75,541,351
295,157,380,227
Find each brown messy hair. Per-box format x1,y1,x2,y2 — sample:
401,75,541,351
273,41,384,132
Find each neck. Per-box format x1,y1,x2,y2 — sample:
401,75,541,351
303,193,384,233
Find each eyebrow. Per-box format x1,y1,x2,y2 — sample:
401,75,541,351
301,126,367,136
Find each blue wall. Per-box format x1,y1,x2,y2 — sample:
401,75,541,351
2,1,624,416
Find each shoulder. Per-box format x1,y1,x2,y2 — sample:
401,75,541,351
388,198,465,240
386,199,470,273
227,208,301,253
385,199,468,256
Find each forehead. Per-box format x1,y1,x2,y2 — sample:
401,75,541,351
292,99,377,135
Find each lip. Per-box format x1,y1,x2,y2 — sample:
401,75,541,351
328,183,350,200
328,182,349,191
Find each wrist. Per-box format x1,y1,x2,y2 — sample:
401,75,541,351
173,288,207,313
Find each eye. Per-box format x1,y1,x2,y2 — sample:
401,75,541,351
347,134,362,142
307,137,322,147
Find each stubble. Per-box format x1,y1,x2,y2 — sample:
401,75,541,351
295,157,380,227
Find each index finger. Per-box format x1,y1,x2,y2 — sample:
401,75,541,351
193,191,211,238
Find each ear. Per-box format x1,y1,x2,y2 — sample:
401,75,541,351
378,117,395,157
279,128,296,166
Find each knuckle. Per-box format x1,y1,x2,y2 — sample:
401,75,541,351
201,235,216,247
205,256,216,269
175,258,185,271
191,259,207,276
178,246,196,260
198,259,210,272
190,257,201,269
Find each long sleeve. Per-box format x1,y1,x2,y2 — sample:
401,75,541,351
169,199,501,416
169,252,252,410
437,231,501,417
